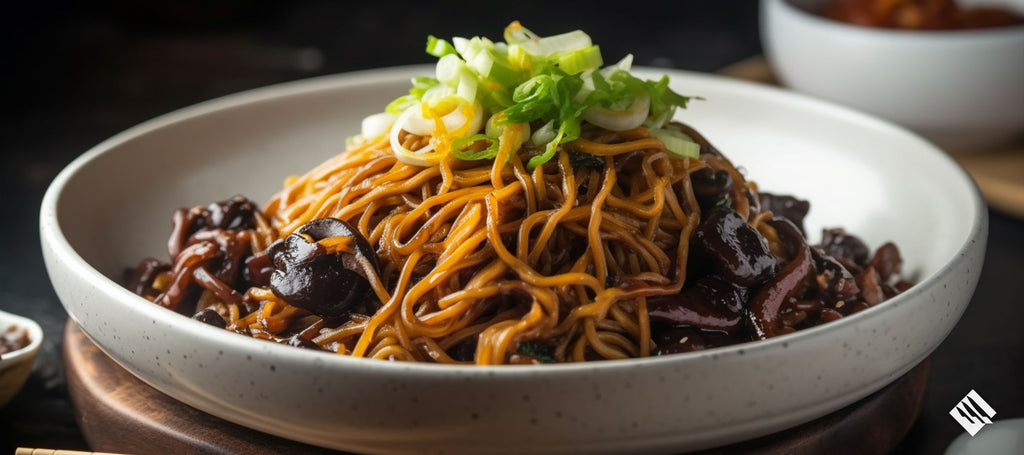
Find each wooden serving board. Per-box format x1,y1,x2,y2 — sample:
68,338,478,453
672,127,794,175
63,321,339,455
64,320,930,454
720,55,1024,220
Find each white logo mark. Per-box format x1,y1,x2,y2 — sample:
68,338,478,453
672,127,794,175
950,389,996,436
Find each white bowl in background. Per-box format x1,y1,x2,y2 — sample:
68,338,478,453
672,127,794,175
761,0,1024,152
40,66,986,454
0,310,43,407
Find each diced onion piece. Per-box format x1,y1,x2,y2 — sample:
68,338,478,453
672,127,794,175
456,72,478,103
436,54,467,87
531,120,556,146
467,51,493,79
583,94,650,131
389,100,485,167
361,112,396,140
390,107,440,167
452,37,470,55
435,101,485,148
650,128,700,159
398,94,477,137
454,36,494,63
470,52,521,88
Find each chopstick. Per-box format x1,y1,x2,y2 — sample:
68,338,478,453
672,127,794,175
15,449,132,455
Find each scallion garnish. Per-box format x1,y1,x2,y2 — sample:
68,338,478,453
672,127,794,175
367,22,699,168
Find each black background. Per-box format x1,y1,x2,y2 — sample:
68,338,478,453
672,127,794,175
2,1,1022,453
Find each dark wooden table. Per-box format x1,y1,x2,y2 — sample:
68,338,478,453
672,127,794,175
2,2,1022,454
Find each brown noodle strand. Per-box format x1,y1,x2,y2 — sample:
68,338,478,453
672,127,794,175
153,122,801,364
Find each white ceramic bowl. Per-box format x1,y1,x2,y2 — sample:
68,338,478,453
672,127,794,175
41,66,986,454
0,310,43,407
761,0,1024,152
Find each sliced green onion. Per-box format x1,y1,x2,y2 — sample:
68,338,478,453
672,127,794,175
583,93,649,131
385,77,440,114
372,22,702,167
385,94,419,114
452,37,470,55
527,121,570,169
479,87,514,114
503,74,557,123
456,72,478,103
454,36,494,63
507,43,532,70
436,54,467,87
410,77,440,97
468,49,522,88
645,75,695,118
519,30,592,58
426,35,457,57
451,134,499,160
650,128,700,159
555,45,602,75
504,21,540,45
486,113,531,140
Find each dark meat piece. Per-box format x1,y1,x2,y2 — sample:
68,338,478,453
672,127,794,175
820,228,871,269
759,192,810,235
690,167,733,212
694,207,778,286
811,247,860,302
869,242,902,281
648,275,748,334
748,218,814,339
268,218,381,321
169,196,258,258
192,308,227,329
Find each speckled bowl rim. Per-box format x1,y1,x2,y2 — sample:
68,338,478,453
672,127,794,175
40,65,986,379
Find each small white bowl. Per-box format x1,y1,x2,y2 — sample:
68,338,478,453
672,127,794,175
40,66,986,454
761,0,1024,152
0,310,43,407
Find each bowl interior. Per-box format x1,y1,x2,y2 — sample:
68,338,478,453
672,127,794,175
56,67,973,288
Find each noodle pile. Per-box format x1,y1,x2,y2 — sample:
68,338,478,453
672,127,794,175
261,124,704,363
128,121,911,364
